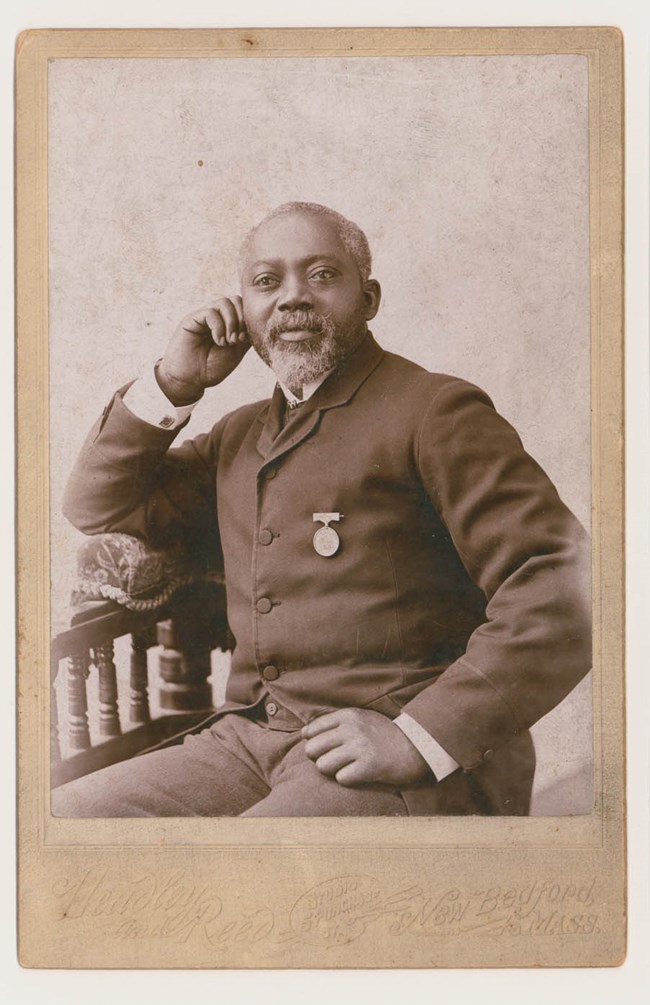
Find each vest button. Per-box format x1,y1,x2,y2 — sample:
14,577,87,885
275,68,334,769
258,528,274,546
266,701,278,716
483,749,494,761
262,664,280,681
256,597,273,614
265,466,278,480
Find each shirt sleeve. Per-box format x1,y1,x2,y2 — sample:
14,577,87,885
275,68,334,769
393,714,460,782
122,366,198,430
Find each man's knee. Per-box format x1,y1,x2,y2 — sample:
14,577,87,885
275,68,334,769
51,771,122,818
50,730,271,817
50,758,158,817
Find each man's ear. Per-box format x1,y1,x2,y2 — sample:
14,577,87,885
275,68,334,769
362,279,381,320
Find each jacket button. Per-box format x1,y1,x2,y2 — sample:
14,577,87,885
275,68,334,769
256,597,273,614
262,664,280,681
483,749,494,761
258,529,274,546
265,467,278,480
266,701,278,716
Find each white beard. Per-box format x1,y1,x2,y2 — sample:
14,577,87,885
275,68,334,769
250,309,367,393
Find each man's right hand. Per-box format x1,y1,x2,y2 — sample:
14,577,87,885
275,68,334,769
156,296,251,406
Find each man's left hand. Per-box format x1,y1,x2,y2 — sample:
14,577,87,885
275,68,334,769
302,708,432,787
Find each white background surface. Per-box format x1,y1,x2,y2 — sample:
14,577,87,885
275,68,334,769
2,1,648,1002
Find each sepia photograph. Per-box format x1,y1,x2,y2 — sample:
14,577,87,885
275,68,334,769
16,26,625,969
48,49,593,819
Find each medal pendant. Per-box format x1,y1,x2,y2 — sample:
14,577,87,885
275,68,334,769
313,525,340,557
312,512,343,558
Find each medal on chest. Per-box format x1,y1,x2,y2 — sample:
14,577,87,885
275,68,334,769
313,512,343,557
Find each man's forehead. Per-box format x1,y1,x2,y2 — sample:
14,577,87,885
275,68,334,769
244,211,348,265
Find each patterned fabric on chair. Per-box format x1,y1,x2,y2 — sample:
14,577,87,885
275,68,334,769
72,532,223,610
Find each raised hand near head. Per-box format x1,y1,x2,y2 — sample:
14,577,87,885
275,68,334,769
156,296,251,405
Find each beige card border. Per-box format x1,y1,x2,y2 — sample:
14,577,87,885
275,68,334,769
16,26,624,967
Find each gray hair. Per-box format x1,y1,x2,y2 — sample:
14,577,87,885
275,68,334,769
239,202,372,281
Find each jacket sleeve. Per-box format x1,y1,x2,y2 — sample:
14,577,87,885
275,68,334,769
401,378,592,772
62,386,226,553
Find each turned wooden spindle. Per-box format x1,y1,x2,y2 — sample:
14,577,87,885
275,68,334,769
92,642,122,738
129,629,152,724
155,582,230,712
67,650,91,750
156,617,213,712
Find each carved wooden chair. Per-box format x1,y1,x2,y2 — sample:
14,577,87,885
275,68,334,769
50,533,231,789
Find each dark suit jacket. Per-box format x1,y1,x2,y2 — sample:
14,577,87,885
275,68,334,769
64,333,592,815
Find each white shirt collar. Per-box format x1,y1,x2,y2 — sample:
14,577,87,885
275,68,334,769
277,369,334,405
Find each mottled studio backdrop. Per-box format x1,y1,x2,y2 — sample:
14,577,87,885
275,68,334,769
48,55,592,813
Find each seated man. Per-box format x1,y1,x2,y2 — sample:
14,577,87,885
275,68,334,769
53,201,591,818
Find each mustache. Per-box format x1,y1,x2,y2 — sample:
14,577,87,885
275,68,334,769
267,311,333,339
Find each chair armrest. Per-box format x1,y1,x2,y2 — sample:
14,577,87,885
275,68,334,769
50,533,231,784
52,600,162,666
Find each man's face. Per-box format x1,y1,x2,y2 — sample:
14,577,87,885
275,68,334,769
240,211,380,391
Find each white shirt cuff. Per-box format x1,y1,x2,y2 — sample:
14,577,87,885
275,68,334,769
122,367,198,430
394,714,460,782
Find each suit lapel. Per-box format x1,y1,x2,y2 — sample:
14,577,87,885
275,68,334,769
255,332,385,465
